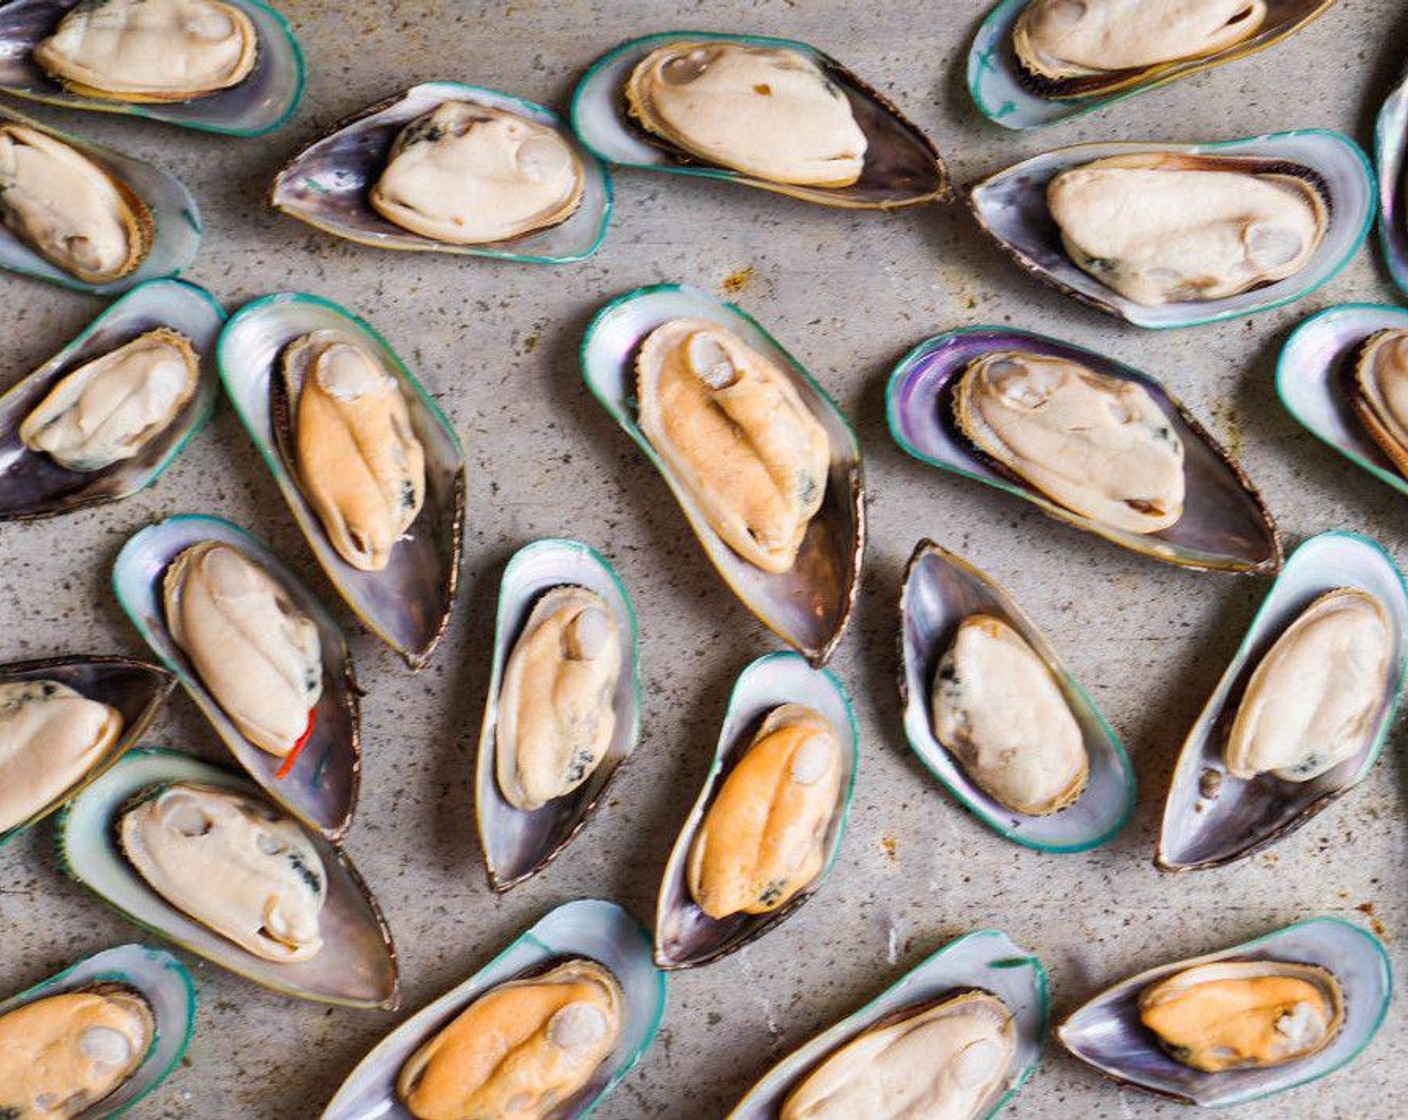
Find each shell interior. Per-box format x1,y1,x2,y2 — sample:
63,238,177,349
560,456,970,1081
217,292,465,669
111,514,361,841
581,284,864,666
654,651,857,970
727,929,1047,1118
59,747,399,1009
475,539,641,891
571,31,946,209
270,81,612,264
321,898,665,1120
1157,532,1408,871
1373,64,1408,297
886,326,1281,573
0,0,304,136
1058,917,1391,1107
967,132,1374,329
899,540,1135,852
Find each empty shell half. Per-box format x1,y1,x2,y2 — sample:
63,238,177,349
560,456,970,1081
0,942,195,1118
1158,532,1407,871
112,514,361,841
218,292,465,669
887,326,1280,573
655,651,857,970
475,539,641,891
967,131,1373,328
968,0,1336,130
1374,66,1408,298
322,898,666,1120
60,747,399,1009
0,0,304,135
728,929,1047,1118
582,284,864,666
271,82,612,264
572,31,946,208
1059,917,1390,1106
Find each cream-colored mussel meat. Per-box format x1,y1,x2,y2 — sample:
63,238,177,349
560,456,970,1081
282,330,426,572
0,985,153,1119
954,350,1185,533
1046,153,1328,305
397,958,623,1120
496,586,621,812
0,123,151,283
120,781,326,961
637,319,830,573
1014,0,1267,85
1223,588,1393,782
1139,960,1343,1072
1350,328,1408,479
781,991,1016,1120
163,542,322,758
687,704,842,919
932,615,1088,816
369,101,584,244
626,42,867,187
0,680,122,833
20,329,198,472
34,0,258,103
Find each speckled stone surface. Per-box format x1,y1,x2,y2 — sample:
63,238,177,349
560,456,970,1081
1,2,1405,1117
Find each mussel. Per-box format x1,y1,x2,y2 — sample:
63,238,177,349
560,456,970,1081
1373,62,1408,297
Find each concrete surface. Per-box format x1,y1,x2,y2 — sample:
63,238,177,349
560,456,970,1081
0,1,1405,1117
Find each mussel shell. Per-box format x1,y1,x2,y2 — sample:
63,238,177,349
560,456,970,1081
0,0,304,136
967,131,1373,328
1374,68,1408,297
968,0,1336,130
728,928,1047,1118
0,942,195,1116
111,514,361,841
1277,303,1408,498
218,292,464,670
0,104,200,294
0,654,173,847
321,898,665,1120
571,31,946,209
1157,532,1408,871
0,279,222,521
581,284,864,666
59,747,399,1009
270,81,612,264
654,651,857,970
887,326,1281,573
1058,917,1391,1106
475,539,640,891
899,540,1135,852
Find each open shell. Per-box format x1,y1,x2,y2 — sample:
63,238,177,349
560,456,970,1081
1374,68,1408,297
571,31,946,209
967,131,1373,329
1157,532,1408,871
1059,917,1391,1106
112,514,361,841
60,747,398,1009
475,539,640,892
899,540,1135,852
887,326,1280,573
0,0,303,136
0,104,199,294
270,82,612,264
0,942,195,1117
321,899,665,1120
968,0,1336,130
0,279,222,521
654,651,857,970
581,284,864,666
1277,303,1408,497
218,292,464,670
0,655,172,847
728,928,1047,1118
